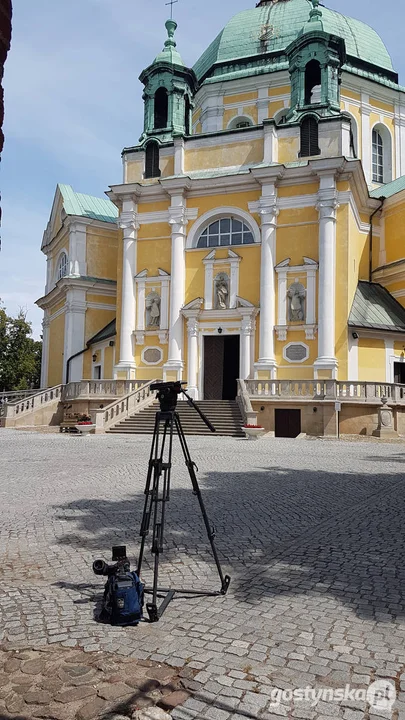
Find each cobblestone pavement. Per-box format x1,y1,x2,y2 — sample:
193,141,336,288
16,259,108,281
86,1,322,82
1,430,405,720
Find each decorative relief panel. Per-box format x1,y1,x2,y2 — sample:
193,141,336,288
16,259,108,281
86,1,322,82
142,347,163,365
283,342,309,363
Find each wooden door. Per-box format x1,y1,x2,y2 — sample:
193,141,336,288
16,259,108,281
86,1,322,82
275,409,301,438
204,337,224,399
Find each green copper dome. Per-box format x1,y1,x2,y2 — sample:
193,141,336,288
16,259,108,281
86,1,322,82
194,0,395,83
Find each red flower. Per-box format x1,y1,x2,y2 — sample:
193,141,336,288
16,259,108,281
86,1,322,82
244,424,264,429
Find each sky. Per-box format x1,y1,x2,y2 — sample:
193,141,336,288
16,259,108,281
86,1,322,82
0,0,404,339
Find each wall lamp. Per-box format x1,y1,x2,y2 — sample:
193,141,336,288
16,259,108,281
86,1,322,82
92,354,97,362
352,332,359,340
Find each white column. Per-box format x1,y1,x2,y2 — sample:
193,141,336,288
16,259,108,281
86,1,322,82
40,315,50,388
186,315,199,399
164,196,187,379
315,178,339,378
64,288,86,382
241,312,254,380
254,185,278,379
361,95,371,184
116,199,138,378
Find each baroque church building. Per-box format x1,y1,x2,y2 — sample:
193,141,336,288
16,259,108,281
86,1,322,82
38,0,405,402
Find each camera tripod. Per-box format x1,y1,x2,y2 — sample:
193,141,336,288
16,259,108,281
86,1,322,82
136,381,231,622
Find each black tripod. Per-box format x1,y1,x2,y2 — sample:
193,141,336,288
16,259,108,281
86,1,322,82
136,381,231,622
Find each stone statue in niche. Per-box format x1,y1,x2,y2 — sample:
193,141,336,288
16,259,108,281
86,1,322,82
146,290,161,328
215,273,229,310
288,282,306,322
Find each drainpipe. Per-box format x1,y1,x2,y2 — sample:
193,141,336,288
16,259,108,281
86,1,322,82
66,347,87,384
369,197,385,282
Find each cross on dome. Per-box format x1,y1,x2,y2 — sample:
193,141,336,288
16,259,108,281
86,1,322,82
165,0,178,20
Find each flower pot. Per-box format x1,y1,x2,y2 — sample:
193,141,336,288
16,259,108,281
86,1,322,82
75,423,96,435
242,426,266,440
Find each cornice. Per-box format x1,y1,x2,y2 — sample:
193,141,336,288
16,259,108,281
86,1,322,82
36,277,117,310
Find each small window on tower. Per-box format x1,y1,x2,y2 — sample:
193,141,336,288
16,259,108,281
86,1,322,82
304,59,322,105
300,116,320,158
185,95,191,135
154,87,168,130
57,252,68,280
145,141,161,179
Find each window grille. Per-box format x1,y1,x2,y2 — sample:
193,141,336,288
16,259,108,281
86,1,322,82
197,218,254,248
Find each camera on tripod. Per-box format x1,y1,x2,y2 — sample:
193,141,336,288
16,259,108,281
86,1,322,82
92,546,144,625
150,381,185,412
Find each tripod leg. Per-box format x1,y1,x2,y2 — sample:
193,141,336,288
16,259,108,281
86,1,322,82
174,414,231,595
137,412,161,576
147,414,174,622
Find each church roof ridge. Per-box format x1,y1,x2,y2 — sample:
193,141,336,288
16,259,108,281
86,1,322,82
58,184,118,224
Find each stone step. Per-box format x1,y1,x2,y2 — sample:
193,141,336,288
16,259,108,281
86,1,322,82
108,399,245,436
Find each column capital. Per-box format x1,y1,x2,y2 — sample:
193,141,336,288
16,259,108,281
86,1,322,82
258,197,279,226
118,210,140,232
241,316,255,336
187,317,199,337
168,206,188,228
42,317,51,329
316,191,339,221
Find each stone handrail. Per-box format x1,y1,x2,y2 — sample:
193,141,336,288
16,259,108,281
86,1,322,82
93,379,158,433
1,385,64,422
236,380,258,426
244,380,405,403
63,380,148,401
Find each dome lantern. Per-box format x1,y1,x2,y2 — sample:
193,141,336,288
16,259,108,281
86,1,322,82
139,18,197,147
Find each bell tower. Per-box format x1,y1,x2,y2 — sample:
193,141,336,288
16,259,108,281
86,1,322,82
285,0,346,123
139,19,197,145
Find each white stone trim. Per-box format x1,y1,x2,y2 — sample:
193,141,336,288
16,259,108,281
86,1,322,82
348,332,359,381
136,208,198,225
186,206,260,249
283,342,309,364
69,222,87,278
275,258,318,331
227,115,255,130
86,302,116,311
40,313,50,388
54,248,69,284
187,128,262,150
385,338,395,383
361,94,371,185
64,287,86,382
371,121,394,184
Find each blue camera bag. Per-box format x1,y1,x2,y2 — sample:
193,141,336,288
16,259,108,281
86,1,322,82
103,570,144,625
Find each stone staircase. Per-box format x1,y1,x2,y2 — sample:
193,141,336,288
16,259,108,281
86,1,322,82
107,399,245,437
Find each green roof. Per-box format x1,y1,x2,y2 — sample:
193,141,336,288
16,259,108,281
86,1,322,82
194,0,395,84
58,184,118,224
370,176,405,200
87,319,116,346
349,282,405,332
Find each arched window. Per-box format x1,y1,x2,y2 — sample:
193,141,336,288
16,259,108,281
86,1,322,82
154,87,168,130
228,116,253,130
372,129,384,183
371,124,392,184
184,95,191,135
57,252,68,280
305,60,322,105
144,141,161,179
300,116,320,158
197,218,255,248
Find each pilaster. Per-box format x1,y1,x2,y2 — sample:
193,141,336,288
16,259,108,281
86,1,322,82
69,222,87,278
361,95,371,184
64,289,86,382
40,314,50,388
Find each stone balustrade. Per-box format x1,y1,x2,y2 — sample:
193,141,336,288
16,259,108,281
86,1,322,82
93,379,158,433
244,380,405,403
236,380,258,425
62,380,147,401
1,385,64,426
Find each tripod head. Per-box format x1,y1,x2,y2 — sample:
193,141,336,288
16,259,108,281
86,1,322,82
150,381,215,433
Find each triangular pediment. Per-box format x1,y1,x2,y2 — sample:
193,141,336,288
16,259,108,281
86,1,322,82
41,186,65,251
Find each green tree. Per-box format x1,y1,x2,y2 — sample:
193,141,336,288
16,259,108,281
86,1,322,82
0,302,42,391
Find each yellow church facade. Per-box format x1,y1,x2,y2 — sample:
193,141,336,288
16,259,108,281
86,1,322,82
37,0,405,403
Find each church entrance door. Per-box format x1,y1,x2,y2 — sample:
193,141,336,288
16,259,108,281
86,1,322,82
203,335,240,400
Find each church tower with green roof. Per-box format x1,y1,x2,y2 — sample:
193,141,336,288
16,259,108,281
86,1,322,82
139,19,197,154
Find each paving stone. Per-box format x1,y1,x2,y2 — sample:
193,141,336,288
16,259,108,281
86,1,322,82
5,692,25,714
158,689,190,710
76,696,108,720
24,689,53,704
132,708,172,720
96,681,134,701
21,659,46,674
55,685,97,704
